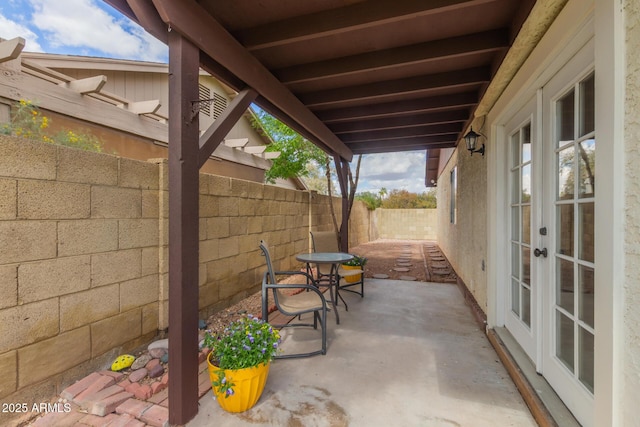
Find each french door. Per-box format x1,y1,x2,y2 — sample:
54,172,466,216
505,39,595,427
540,42,595,427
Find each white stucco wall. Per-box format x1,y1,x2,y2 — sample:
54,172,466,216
623,1,640,424
437,144,488,311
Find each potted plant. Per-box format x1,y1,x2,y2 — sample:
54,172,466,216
204,314,281,412
342,255,367,283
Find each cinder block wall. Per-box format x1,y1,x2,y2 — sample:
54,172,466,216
0,135,367,416
0,136,162,420
374,208,437,240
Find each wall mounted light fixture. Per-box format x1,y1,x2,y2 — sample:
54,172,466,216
464,127,485,157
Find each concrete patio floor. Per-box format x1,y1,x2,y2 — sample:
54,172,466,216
188,279,537,426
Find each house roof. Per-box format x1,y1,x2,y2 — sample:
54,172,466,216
104,0,536,164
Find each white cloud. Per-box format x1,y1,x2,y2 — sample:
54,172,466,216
0,12,43,52
357,152,427,193
30,0,166,62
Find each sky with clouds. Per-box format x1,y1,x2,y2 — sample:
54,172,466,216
0,0,430,194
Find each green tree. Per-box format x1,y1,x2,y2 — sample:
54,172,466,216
251,108,326,184
379,187,388,200
355,191,382,210
251,107,363,251
381,189,437,209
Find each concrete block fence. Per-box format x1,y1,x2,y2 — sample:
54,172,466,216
0,135,434,424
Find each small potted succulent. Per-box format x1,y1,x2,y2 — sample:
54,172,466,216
204,315,281,412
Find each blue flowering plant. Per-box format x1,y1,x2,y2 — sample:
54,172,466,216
204,315,281,398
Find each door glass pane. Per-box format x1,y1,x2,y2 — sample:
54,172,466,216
522,124,531,162
511,170,520,203
579,327,594,392
522,205,531,245
579,265,595,328
557,258,574,313
558,147,575,200
512,243,520,278
512,207,520,240
512,279,520,316
522,164,531,202
556,310,575,371
557,204,574,257
522,247,531,285
579,202,594,262
522,286,531,327
580,73,595,136
579,139,595,197
557,89,575,145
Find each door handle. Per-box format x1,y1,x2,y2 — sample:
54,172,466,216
534,248,548,258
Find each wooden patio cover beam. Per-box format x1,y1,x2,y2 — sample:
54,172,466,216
151,0,353,162
351,143,455,155
236,0,491,50
275,29,509,84
299,67,490,108
347,137,457,154
339,123,463,143
328,109,469,134
316,91,478,122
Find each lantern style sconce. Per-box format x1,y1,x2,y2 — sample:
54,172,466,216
464,127,485,157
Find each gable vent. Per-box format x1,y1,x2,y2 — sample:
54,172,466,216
212,92,227,119
198,84,211,117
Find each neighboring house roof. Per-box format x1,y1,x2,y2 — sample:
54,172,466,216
0,40,306,189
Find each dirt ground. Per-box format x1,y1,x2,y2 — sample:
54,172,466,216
205,240,457,335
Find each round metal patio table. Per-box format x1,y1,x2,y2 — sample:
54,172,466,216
296,252,353,324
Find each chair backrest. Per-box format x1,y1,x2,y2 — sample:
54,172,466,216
259,240,277,285
310,231,339,253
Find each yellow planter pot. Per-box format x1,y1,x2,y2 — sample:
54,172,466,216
341,264,363,283
207,352,270,413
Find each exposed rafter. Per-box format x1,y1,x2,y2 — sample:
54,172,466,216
60,75,107,94
235,0,490,50
275,29,508,84
328,109,469,134
0,37,25,63
299,67,489,108
316,92,478,122
349,140,456,155
339,123,463,143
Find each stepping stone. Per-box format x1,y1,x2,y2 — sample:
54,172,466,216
396,263,412,268
399,276,416,281
432,268,451,275
431,261,449,268
393,267,410,272
373,273,389,279
397,257,412,262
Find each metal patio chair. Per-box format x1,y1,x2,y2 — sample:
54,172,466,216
259,240,327,358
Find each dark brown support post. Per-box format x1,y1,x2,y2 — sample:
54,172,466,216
334,157,350,252
167,31,200,425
